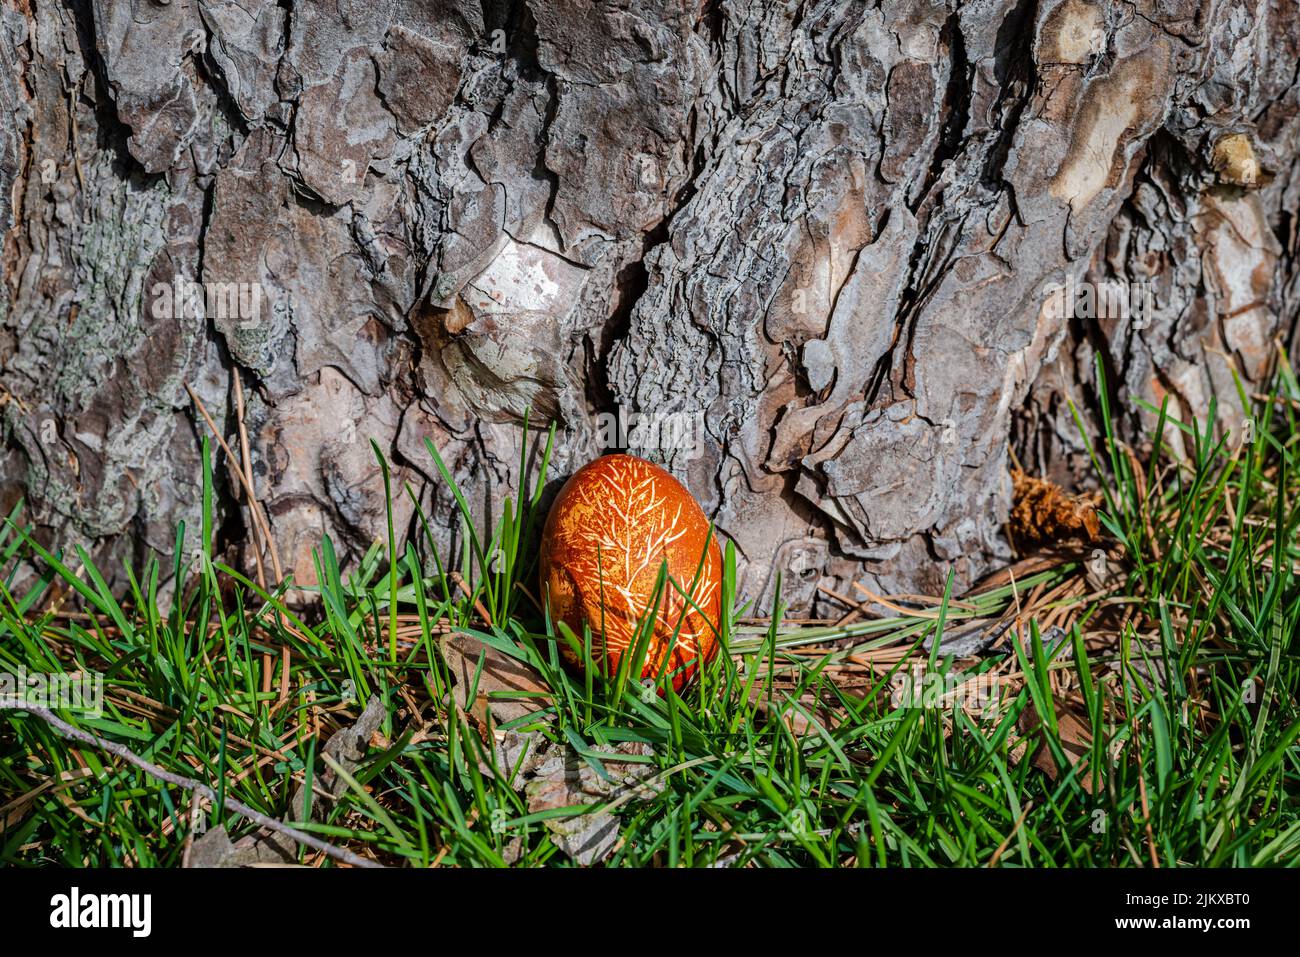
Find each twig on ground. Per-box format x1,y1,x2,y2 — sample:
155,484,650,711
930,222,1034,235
1,698,381,869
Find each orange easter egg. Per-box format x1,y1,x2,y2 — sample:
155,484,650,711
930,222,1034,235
540,454,723,691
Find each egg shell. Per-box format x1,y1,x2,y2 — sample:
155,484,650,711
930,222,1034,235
540,454,723,691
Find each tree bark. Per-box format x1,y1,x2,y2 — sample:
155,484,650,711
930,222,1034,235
2,0,1297,611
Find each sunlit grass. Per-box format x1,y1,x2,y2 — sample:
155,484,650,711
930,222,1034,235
1,362,1297,867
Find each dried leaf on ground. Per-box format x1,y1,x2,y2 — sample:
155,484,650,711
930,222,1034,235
521,740,662,865
440,632,552,725
1019,701,1096,794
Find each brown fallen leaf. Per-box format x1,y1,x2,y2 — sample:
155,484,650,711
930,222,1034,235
520,740,662,865
1018,700,1096,794
1010,470,1101,545
440,632,552,726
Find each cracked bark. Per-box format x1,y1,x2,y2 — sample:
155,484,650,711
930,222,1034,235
2,0,1298,612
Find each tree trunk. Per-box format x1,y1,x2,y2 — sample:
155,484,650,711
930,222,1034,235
2,0,1297,611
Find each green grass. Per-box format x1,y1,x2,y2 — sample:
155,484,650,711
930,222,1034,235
1,363,1298,868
